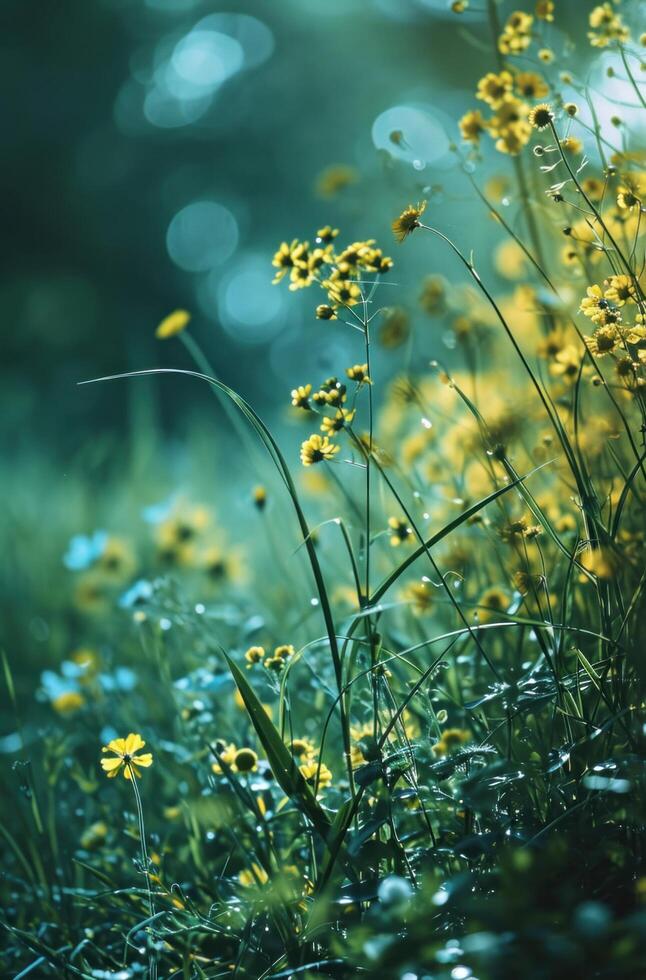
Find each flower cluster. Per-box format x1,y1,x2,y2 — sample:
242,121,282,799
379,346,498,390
272,226,393,317
244,643,296,672
588,3,630,47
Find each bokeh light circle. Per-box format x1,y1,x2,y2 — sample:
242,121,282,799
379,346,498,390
372,105,450,163
216,255,284,344
166,201,239,272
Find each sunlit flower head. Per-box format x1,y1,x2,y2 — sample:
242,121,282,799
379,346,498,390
101,733,153,780
392,201,426,243
528,103,554,131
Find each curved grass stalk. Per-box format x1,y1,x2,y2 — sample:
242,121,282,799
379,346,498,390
79,367,356,791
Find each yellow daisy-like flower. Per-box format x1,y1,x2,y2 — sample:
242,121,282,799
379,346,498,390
299,760,333,792
476,70,514,108
291,383,312,409
289,263,314,291
579,284,605,321
321,408,355,436
528,103,553,131
550,345,581,383
156,309,191,340
616,185,642,211
245,645,265,667
514,71,549,99
604,275,636,306
272,240,308,284
585,326,622,357
392,201,426,243
300,434,340,466
324,275,362,307
101,733,153,780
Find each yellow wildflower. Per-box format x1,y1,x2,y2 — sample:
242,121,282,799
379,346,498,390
300,434,339,466
459,109,486,144
476,71,514,108
392,201,426,243
321,408,355,436
528,103,553,131
101,733,153,780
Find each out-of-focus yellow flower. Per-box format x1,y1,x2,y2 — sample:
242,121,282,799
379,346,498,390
156,309,191,339
52,690,85,715
459,109,486,144
432,728,471,756
515,71,549,99
315,164,359,198
378,307,410,348
299,760,332,792
101,733,153,780
80,820,108,850
498,11,533,54
535,0,554,21
96,536,137,581
239,863,269,887
494,239,528,280
476,587,510,624
388,516,412,547
476,71,514,108
588,3,630,47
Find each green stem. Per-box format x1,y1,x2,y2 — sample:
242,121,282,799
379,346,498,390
129,770,157,980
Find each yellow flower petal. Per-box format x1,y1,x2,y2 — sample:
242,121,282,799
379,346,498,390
103,738,126,754
100,756,123,771
124,733,145,755
132,753,153,768
156,309,191,340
